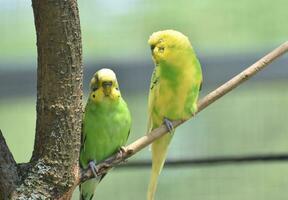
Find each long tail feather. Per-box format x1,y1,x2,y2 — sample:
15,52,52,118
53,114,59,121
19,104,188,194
147,133,173,200
79,178,100,200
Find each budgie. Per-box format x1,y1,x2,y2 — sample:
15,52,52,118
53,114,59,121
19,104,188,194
79,68,131,200
147,30,203,200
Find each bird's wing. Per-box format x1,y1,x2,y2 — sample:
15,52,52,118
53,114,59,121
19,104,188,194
147,67,159,134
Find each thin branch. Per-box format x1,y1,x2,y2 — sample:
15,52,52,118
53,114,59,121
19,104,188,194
117,154,288,168
0,130,20,199
80,41,288,183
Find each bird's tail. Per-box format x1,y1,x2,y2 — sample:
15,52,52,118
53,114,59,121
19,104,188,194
79,178,99,200
147,133,173,200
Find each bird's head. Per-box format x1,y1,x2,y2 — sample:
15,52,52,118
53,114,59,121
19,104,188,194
89,68,120,103
148,30,192,64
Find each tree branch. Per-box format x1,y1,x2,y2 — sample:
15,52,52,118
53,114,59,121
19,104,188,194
0,130,20,200
80,41,288,183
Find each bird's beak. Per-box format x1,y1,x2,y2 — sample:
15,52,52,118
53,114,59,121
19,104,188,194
102,81,113,96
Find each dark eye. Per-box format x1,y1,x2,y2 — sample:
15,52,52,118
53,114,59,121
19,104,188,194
116,88,119,91
159,46,165,53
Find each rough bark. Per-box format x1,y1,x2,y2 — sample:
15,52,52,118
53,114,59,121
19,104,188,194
10,0,83,199
0,130,20,200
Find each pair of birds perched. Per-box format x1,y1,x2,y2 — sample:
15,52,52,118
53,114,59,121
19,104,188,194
79,29,203,200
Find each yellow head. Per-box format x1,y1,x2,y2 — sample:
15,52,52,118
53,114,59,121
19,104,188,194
89,68,120,103
148,30,193,64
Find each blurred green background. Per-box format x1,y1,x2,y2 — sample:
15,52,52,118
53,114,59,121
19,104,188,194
0,0,288,199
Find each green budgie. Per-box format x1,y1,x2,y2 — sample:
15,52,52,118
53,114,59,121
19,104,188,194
79,68,131,200
147,30,203,200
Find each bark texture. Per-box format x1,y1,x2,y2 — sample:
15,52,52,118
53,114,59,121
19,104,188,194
10,0,83,199
0,130,20,200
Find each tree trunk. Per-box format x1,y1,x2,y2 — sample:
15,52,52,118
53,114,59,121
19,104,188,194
0,130,20,200
1,0,83,199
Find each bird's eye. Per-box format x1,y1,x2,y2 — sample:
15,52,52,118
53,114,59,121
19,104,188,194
150,45,155,51
116,88,119,91
159,47,165,53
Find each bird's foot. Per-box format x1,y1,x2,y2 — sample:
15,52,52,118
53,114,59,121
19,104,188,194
163,118,174,134
116,146,128,161
88,160,99,178
190,111,196,118
120,146,128,154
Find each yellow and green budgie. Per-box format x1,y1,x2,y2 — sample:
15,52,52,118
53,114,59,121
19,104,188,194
79,68,131,200
147,30,203,200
